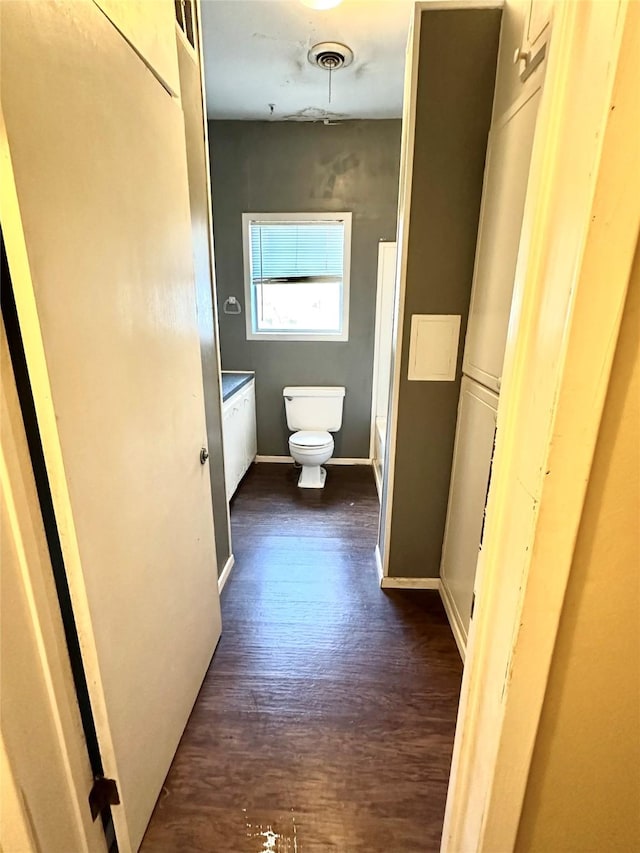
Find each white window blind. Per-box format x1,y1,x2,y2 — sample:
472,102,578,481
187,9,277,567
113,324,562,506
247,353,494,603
249,221,345,284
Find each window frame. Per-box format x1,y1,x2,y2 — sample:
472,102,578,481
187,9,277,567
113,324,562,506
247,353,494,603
241,211,352,342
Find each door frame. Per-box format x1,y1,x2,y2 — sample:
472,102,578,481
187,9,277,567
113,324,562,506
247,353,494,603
442,0,639,849
193,0,234,576
1,237,112,852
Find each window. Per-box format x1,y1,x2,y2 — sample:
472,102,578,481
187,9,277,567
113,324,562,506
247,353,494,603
242,212,351,341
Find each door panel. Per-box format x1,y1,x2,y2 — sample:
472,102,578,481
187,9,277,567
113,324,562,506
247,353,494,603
244,383,257,466
176,32,231,572
92,0,180,95
1,2,221,849
463,88,542,391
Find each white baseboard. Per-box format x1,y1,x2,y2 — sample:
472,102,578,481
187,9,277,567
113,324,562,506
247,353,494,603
380,576,441,590
254,455,372,465
375,545,440,590
218,553,235,594
439,577,467,662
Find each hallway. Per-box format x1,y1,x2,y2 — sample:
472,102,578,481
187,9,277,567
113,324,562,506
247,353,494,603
142,463,463,852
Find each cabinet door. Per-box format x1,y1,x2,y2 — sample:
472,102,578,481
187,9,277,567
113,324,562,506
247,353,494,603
242,382,257,468
440,378,498,650
222,402,241,499
222,404,234,499
463,88,542,391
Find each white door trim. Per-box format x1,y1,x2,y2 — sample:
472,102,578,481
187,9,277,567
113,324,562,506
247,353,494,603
194,0,234,566
378,5,422,580
442,1,639,850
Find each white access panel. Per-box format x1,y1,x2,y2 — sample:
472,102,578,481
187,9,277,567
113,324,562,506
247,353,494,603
463,87,542,392
408,314,461,381
440,377,499,653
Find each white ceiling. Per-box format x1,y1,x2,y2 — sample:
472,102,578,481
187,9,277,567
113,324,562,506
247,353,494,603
200,0,412,121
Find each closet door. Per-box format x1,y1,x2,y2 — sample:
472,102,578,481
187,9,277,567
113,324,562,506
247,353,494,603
440,378,498,655
463,88,542,392
1,2,221,850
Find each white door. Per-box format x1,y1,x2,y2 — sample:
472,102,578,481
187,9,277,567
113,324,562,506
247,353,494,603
440,377,498,656
463,88,542,392
1,3,221,850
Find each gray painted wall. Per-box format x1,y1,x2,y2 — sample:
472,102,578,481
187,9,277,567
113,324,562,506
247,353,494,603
209,120,401,458
381,8,501,578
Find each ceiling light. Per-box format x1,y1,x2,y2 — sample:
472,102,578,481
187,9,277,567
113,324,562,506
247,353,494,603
300,0,344,10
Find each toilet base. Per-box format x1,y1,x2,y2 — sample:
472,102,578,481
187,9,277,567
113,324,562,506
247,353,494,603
297,464,327,489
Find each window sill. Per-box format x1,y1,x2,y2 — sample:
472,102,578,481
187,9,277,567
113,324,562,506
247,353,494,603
246,331,349,342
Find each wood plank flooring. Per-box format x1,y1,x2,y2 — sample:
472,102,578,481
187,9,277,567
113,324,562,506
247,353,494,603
141,463,462,852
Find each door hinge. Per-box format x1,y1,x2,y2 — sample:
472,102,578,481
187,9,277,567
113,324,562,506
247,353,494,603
470,592,476,621
89,776,120,821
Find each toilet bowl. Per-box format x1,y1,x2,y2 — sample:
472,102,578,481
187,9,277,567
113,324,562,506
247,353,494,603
289,430,334,488
283,386,345,489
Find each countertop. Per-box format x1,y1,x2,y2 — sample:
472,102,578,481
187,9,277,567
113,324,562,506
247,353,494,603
221,371,254,402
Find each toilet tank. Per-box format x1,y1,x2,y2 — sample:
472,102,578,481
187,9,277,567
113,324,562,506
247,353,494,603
283,386,345,432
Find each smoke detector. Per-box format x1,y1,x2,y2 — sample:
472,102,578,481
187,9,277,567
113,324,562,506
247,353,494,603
308,42,354,72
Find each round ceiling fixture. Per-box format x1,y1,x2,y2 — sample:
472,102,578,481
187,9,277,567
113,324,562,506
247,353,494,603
307,41,354,72
300,0,344,10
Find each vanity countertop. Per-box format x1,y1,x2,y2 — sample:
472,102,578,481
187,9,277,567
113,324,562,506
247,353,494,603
221,371,254,402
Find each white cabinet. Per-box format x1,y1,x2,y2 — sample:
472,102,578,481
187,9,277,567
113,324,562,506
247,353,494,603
463,87,542,392
440,378,498,657
222,379,256,500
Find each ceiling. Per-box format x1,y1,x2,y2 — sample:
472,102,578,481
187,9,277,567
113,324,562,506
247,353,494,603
200,0,412,121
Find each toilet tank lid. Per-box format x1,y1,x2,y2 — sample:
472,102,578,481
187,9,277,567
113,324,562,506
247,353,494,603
283,386,345,398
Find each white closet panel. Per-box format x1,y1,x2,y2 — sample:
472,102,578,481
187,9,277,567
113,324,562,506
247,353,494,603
440,377,498,656
463,87,542,392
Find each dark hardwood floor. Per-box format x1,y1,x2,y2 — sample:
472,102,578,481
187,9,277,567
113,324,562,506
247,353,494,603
142,463,463,852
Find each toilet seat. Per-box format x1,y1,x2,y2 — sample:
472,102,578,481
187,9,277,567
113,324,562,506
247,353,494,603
289,430,333,450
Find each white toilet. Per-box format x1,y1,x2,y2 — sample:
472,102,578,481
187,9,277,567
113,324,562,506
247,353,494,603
283,386,346,488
